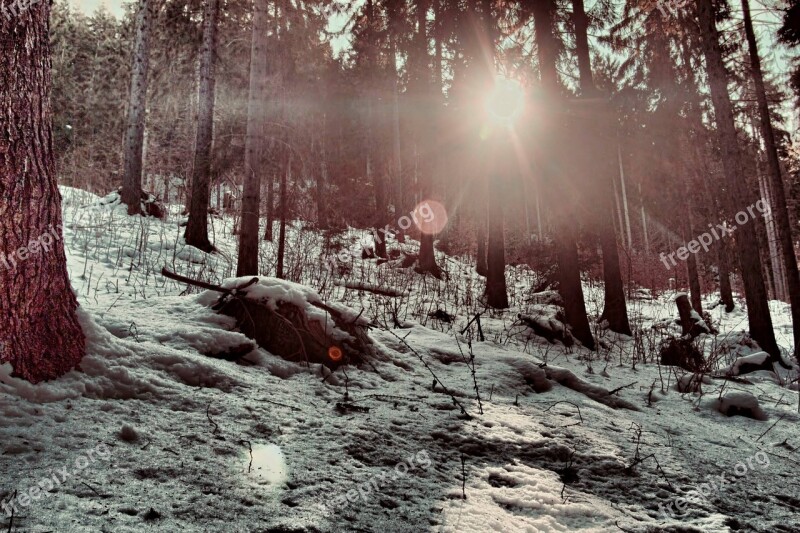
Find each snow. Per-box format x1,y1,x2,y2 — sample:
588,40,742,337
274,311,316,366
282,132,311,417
0,186,798,532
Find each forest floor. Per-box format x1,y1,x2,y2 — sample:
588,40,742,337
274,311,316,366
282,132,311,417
1,187,799,533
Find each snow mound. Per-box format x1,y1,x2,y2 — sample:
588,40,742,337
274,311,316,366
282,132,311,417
715,391,767,420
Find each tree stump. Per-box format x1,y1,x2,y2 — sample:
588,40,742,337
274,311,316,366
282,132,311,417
676,293,709,338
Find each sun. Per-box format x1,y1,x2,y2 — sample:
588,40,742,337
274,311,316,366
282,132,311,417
485,77,525,125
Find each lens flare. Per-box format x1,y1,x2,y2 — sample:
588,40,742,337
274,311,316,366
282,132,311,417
413,200,448,235
486,77,525,124
328,346,343,362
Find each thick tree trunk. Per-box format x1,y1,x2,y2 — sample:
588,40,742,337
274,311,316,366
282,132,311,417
184,0,219,253
572,0,631,335
121,0,151,215
533,0,595,349
0,3,86,383
237,0,271,276
696,0,781,360
485,147,509,308
742,0,800,361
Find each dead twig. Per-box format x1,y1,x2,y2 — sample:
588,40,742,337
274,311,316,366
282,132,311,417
608,381,638,396
756,413,786,442
385,329,473,419
240,440,253,473
206,402,220,436
543,401,583,424
80,482,104,498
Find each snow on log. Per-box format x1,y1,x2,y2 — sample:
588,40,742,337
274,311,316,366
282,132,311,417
714,391,766,420
211,277,377,368
675,293,709,338
717,351,778,376
542,366,639,411
163,269,376,368
518,306,574,347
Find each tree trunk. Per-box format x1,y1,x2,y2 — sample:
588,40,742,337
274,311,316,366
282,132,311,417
757,166,786,300
184,0,219,253
485,162,508,309
617,143,633,250
121,0,152,215
696,0,781,360
639,183,649,253
237,0,271,276
572,0,631,335
276,153,289,279
533,0,595,349
390,40,405,243
264,171,274,241
317,114,328,229
682,219,704,315
0,3,86,383
413,0,440,276
718,238,735,312
742,0,800,361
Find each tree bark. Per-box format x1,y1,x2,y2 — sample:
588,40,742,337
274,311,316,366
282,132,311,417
695,0,781,360
0,2,86,383
184,0,219,253
572,0,631,336
121,0,151,215
390,39,405,243
486,145,509,309
742,0,800,361
532,0,595,349
413,0,441,276
237,0,271,276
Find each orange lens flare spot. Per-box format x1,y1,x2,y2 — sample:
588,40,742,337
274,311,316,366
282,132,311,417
413,200,448,236
328,346,343,362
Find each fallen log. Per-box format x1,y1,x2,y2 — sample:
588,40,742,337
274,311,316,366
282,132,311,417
518,309,574,347
162,268,376,368
542,366,639,411
675,293,709,338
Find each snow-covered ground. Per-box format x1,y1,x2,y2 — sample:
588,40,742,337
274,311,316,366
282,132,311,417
1,187,799,532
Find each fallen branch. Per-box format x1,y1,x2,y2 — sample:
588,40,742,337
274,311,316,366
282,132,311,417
385,329,473,419
161,267,258,294
543,401,583,424
334,280,406,298
543,366,639,410
608,381,637,396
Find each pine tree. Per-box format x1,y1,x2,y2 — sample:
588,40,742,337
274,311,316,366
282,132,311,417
185,0,220,253
237,0,272,276
121,0,152,215
0,0,86,383
742,0,800,361
695,0,782,361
